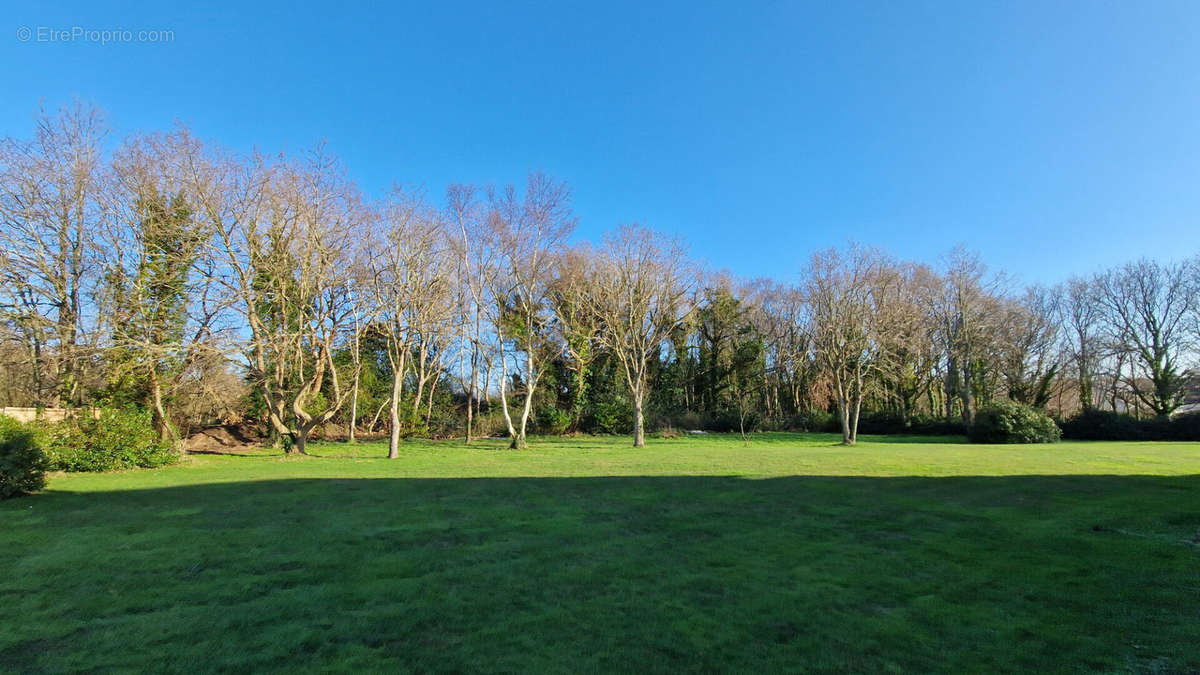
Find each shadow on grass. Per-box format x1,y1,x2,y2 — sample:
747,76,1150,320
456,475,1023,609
2,474,1198,673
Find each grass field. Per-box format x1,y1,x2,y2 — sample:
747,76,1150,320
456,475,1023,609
2,433,1198,673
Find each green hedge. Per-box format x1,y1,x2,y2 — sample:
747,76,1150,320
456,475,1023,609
1059,409,1200,441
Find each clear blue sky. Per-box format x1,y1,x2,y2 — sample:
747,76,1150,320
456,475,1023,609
4,1,1199,285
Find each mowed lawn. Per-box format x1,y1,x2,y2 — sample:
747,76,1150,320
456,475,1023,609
2,434,1198,673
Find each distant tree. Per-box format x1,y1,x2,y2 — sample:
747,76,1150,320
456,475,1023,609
485,173,575,449
1060,276,1103,411
928,247,1004,424
1094,259,1196,418
872,262,939,424
752,281,818,417
102,130,230,442
726,308,766,442
367,189,453,458
0,103,108,407
590,225,696,447
200,144,363,454
997,286,1061,409
550,244,602,431
446,184,494,443
804,245,888,445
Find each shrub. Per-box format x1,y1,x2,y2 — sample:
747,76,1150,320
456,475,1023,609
0,415,49,498
584,400,633,435
534,405,572,436
969,400,1061,444
45,408,177,472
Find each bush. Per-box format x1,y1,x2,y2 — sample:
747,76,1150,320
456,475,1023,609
0,415,49,498
583,400,633,435
534,405,572,436
969,400,1061,444
1059,409,1200,441
45,408,177,472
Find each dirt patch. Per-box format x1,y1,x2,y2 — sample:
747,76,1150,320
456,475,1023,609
182,424,263,453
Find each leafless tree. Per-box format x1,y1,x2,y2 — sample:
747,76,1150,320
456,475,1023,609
446,184,490,442
997,286,1061,409
870,262,940,424
1059,276,1103,411
589,225,696,447
485,173,575,449
367,188,453,458
1094,259,1196,418
0,102,108,407
753,281,818,415
805,245,890,445
196,142,362,453
927,247,1005,424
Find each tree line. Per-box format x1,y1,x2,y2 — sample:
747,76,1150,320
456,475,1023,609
2,103,1198,451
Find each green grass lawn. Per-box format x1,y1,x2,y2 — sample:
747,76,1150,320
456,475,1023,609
3,433,1198,673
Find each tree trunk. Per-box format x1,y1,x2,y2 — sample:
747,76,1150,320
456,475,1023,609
426,371,440,424
148,368,172,443
513,376,534,450
633,392,645,448
463,338,475,444
387,347,406,459
388,371,402,459
497,341,519,447
849,392,862,445
839,398,853,445
348,370,359,444
293,429,308,455
517,350,536,447
266,397,292,454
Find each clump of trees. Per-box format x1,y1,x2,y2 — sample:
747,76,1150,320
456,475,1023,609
2,102,1199,454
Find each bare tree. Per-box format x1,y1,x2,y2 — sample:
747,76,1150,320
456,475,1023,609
871,262,939,424
1060,276,1103,411
0,102,108,407
805,245,889,445
589,225,696,447
754,281,818,416
197,142,363,454
928,247,1005,424
446,184,492,443
1094,259,1196,418
367,189,454,458
485,173,575,449
997,286,1061,409
345,277,369,443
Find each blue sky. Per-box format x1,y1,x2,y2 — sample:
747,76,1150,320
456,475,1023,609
4,0,1199,285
